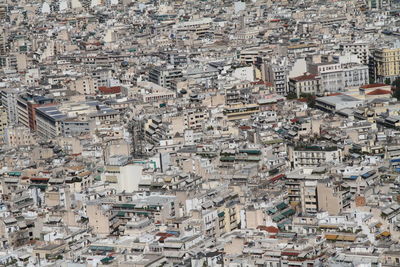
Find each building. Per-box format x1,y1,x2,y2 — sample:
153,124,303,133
317,182,351,215
0,89,19,125
288,73,321,97
290,145,343,168
16,94,54,130
342,63,369,89
223,104,260,121
372,43,400,83
262,64,288,95
139,82,176,103
340,43,369,65
35,106,67,138
367,0,383,9
315,94,363,112
102,155,144,193
183,108,209,130
285,168,325,214
308,62,343,92
0,105,6,138
35,101,119,138
149,66,183,89
173,17,213,38
4,126,35,147
69,75,97,95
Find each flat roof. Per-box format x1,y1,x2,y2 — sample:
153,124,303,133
317,95,361,105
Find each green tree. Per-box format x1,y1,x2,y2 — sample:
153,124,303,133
300,93,316,108
369,76,375,84
286,91,297,99
393,77,400,88
392,77,400,100
385,78,391,85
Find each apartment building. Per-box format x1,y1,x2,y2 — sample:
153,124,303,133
290,145,342,168
149,66,183,89
308,62,343,92
223,103,260,121
372,44,400,83
138,81,176,103
90,68,114,89
342,63,369,88
285,169,325,214
69,75,97,95
340,43,369,65
183,108,209,130
35,106,66,138
317,182,351,215
0,105,6,137
367,0,383,9
263,64,288,95
16,94,54,130
288,73,321,97
0,89,19,125
285,168,351,215
86,202,117,236
4,126,35,147
35,101,118,138
173,17,213,38
102,155,144,192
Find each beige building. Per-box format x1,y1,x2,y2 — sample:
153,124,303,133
380,251,400,266
68,76,97,95
86,202,114,236
286,169,324,214
373,45,400,82
288,73,321,97
184,108,209,130
33,243,67,262
0,105,7,138
243,208,265,229
223,103,260,121
4,126,35,147
32,147,54,160
290,145,342,168
317,182,351,215
44,187,72,208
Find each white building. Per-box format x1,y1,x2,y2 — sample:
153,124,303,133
231,66,255,82
340,43,369,65
291,146,343,168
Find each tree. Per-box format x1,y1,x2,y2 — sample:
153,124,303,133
393,77,400,89
300,93,316,108
286,91,297,99
384,78,391,85
369,76,375,84
392,77,400,100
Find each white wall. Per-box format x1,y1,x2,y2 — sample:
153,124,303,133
232,66,255,82
118,164,143,192
288,58,307,78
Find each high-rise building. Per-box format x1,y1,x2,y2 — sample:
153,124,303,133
339,43,369,65
0,105,7,138
0,28,7,56
0,89,19,125
367,0,383,9
262,63,288,95
0,4,7,22
149,66,183,89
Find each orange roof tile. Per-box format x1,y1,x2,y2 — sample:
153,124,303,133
366,89,391,96
98,86,121,94
360,83,388,89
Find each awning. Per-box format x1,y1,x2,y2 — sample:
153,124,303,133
89,246,114,251
101,256,114,263
276,202,288,210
